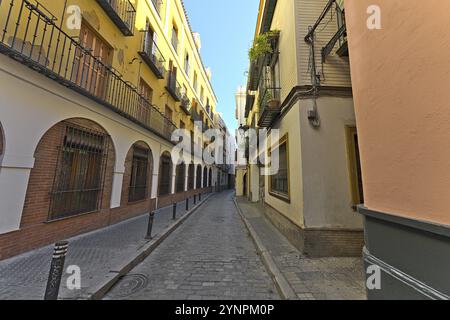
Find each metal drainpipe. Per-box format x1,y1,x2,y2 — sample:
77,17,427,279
305,27,321,128
60,0,68,29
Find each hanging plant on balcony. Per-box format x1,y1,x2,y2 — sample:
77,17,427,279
248,30,280,63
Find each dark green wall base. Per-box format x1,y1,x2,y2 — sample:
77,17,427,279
359,206,450,300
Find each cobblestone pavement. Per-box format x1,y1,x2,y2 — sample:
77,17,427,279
104,191,280,300
0,194,209,300
236,198,367,300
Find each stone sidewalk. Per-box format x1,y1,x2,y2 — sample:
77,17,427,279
0,193,211,300
235,197,367,300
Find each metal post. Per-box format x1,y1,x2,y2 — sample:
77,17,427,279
173,203,177,220
44,241,69,300
145,211,155,240
186,198,189,211
194,194,197,205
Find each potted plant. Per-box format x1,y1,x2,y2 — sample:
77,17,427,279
248,30,280,63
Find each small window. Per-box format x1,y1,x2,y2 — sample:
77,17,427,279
193,72,198,92
171,23,178,52
184,52,190,75
346,126,364,210
269,135,289,201
129,146,150,202
200,86,205,104
139,78,153,104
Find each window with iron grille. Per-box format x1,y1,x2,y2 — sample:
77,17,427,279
158,152,172,196
129,146,150,202
175,163,186,193
269,135,289,201
188,164,195,189
49,124,109,221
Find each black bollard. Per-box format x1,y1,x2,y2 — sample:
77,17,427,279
145,211,155,240
194,194,197,205
44,241,69,300
173,203,177,220
186,198,189,211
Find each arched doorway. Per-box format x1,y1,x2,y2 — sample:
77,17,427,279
203,167,208,188
175,162,186,193
124,141,153,203
188,163,195,190
243,173,247,196
158,151,173,196
208,168,212,187
22,118,116,224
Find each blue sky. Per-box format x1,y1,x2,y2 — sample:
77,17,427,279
183,0,259,132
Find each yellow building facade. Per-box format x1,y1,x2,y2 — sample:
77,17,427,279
241,0,363,257
0,0,220,259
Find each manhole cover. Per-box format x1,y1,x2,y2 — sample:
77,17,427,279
109,274,148,298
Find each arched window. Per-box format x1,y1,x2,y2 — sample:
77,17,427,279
24,119,115,222
128,143,152,202
158,152,173,196
188,163,195,189
196,165,202,189
203,167,208,188
175,163,186,193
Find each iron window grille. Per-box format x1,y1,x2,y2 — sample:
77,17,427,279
128,146,149,202
175,163,186,193
269,139,289,199
188,164,195,190
158,153,172,196
49,123,110,221
203,167,208,187
139,27,166,79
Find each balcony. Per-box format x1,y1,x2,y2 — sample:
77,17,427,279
321,4,348,61
138,31,166,79
0,0,176,142
180,94,191,115
165,72,182,101
258,87,281,127
96,0,136,36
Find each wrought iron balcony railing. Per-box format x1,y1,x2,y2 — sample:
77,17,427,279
138,30,166,79
0,0,176,142
258,86,281,128
166,71,182,101
180,94,191,115
96,0,136,36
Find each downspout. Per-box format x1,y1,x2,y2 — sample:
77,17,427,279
303,0,337,129
305,26,321,128
60,0,68,29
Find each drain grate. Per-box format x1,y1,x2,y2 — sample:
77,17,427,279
108,274,149,298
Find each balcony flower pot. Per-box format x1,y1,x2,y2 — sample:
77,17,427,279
267,98,281,110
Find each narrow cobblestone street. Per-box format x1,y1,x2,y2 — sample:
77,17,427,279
104,191,280,300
